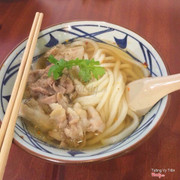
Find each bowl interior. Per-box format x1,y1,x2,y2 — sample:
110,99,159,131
0,21,168,162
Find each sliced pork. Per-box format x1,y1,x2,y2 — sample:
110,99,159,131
44,44,84,61
20,43,105,149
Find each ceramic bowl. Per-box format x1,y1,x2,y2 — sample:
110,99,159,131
0,21,169,163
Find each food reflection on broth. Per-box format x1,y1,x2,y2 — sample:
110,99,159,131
19,38,149,149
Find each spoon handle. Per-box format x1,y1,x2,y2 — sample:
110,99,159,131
147,73,180,97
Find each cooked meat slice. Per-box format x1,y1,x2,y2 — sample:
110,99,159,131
49,103,67,129
44,44,84,61
35,77,54,90
38,92,69,108
44,44,66,59
63,107,84,144
27,61,75,103
64,124,83,140
29,77,55,97
39,94,57,104
63,46,84,60
29,86,50,97
56,93,69,109
48,129,63,141
60,75,74,94
73,103,90,129
19,99,53,132
87,106,105,133
28,69,45,84
48,105,86,148
67,107,80,124
69,91,77,101
27,65,56,98
52,83,66,94
38,103,52,114
59,141,67,148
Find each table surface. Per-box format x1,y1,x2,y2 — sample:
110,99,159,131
0,0,180,179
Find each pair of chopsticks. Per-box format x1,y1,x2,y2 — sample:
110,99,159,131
0,12,43,180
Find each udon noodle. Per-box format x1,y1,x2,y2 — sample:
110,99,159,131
19,38,149,149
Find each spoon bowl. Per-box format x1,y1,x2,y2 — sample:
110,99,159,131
126,74,180,116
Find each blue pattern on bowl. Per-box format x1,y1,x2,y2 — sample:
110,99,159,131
114,35,128,49
45,34,59,47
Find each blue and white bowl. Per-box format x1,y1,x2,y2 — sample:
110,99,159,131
0,21,169,163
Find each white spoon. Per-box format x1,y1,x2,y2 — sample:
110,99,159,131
125,73,180,116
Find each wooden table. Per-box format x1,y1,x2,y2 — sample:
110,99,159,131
0,0,180,179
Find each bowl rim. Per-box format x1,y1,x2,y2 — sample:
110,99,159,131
0,20,171,164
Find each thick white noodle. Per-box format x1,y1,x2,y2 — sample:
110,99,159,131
104,97,128,137
87,98,128,145
104,56,115,61
75,92,103,106
96,78,109,92
101,63,115,68
99,43,149,77
93,49,104,60
80,38,99,58
86,72,108,89
107,75,124,127
113,61,120,81
119,64,132,69
98,54,105,63
96,69,114,111
70,40,86,47
101,109,139,145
